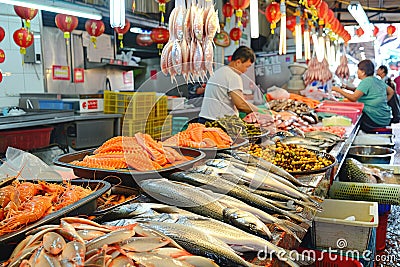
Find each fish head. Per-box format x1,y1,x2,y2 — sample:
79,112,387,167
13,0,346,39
223,208,271,238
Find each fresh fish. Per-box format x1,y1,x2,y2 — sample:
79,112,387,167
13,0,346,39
170,172,310,225
304,131,342,142
339,158,379,183
126,251,194,267
281,136,324,146
139,178,271,237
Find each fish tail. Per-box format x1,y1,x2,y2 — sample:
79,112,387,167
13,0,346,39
273,222,302,243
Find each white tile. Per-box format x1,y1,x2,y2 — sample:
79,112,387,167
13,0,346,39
23,73,45,93
2,73,25,96
3,50,25,74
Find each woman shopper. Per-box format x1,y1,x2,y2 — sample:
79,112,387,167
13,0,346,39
332,59,394,132
198,46,267,124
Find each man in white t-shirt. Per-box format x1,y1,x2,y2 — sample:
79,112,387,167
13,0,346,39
198,46,263,124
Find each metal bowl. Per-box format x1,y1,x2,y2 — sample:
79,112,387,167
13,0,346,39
348,146,396,164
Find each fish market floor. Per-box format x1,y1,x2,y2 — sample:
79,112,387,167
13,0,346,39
376,123,400,267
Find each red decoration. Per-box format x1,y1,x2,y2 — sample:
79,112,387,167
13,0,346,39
222,3,234,22
0,72,2,83
85,19,105,48
286,16,297,32
387,25,396,36
230,27,242,44
0,27,5,43
136,33,154,47
241,10,249,28
0,49,5,63
355,27,364,37
150,26,169,51
373,25,379,37
307,0,322,7
13,27,34,55
317,1,328,22
114,19,131,48
326,9,335,25
55,14,78,43
265,2,281,34
330,18,340,33
155,0,171,24
13,5,38,29
230,0,250,26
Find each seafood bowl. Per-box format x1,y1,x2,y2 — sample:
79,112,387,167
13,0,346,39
53,147,206,187
348,146,396,164
0,179,111,261
288,150,337,176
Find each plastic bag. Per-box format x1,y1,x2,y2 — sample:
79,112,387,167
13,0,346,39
0,147,64,182
265,86,290,100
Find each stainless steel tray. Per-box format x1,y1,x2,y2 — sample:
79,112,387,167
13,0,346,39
53,148,206,187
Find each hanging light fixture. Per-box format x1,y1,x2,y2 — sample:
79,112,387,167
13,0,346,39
110,0,125,28
316,28,325,62
250,0,259,38
278,0,286,55
347,1,372,35
304,28,311,60
295,10,302,60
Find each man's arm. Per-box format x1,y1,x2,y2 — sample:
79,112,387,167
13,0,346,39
387,86,395,101
229,90,260,113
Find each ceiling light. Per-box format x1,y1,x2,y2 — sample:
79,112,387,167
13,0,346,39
0,0,102,19
250,0,259,38
110,0,125,28
347,1,373,35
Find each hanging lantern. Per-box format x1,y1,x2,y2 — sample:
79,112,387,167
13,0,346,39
13,5,38,29
265,2,281,34
0,71,2,83
222,3,234,23
150,26,169,53
230,27,242,45
114,19,130,48
307,0,322,7
156,0,171,25
355,27,364,37
373,25,379,37
230,0,250,27
241,10,249,28
330,18,340,33
387,25,396,36
136,33,154,47
55,14,78,44
13,28,34,55
0,49,5,63
317,1,328,25
0,27,5,43
286,16,297,32
85,19,105,48
326,9,335,26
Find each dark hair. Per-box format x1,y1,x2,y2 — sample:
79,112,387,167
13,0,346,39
231,46,255,63
358,60,375,76
378,65,388,75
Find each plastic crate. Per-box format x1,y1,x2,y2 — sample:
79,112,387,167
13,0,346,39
154,95,168,118
316,101,364,123
0,127,53,153
328,181,400,205
122,119,151,137
296,248,363,267
312,199,378,252
39,100,74,110
104,91,156,119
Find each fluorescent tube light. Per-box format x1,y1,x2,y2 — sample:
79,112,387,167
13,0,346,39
250,0,259,38
110,0,125,28
347,1,373,35
0,0,102,19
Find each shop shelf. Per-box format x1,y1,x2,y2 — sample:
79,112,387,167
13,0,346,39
0,127,53,153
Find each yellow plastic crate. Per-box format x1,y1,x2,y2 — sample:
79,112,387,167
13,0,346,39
104,91,156,120
122,119,153,136
151,115,172,140
154,95,168,118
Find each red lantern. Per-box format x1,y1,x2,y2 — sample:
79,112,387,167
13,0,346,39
114,19,131,48
330,18,340,33
222,3,234,22
317,1,328,23
0,27,5,43
355,27,364,37
265,2,281,34
55,14,78,43
0,49,5,64
150,26,169,51
387,25,396,36
326,9,335,25
373,25,379,37
307,0,322,7
156,0,171,24
13,28,33,55
136,33,154,47
230,0,250,27
230,27,242,45
14,5,38,29
286,16,297,32
85,19,105,48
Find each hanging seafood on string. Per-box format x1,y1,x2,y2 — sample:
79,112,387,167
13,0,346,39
160,0,220,84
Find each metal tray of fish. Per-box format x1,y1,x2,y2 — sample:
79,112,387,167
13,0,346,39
92,185,142,215
0,179,111,260
288,150,337,176
53,147,206,187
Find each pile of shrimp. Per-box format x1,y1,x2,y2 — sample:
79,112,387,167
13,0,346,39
161,0,220,83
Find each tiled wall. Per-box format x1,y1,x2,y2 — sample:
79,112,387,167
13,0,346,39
0,3,45,107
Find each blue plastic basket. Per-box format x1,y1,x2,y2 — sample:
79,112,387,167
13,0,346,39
39,100,74,110
378,204,391,216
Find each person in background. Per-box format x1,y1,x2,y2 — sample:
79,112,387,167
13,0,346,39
377,65,396,90
198,46,267,124
333,59,394,132
187,82,206,107
394,72,400,94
